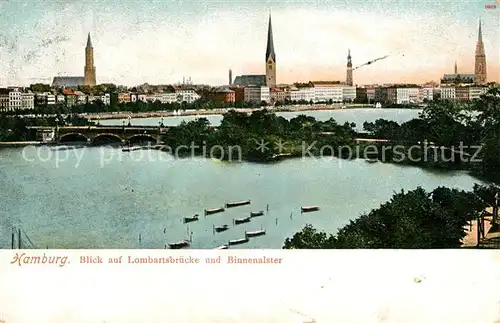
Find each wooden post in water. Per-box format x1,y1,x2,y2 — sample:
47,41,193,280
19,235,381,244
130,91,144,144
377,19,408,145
139,233,142,249
11,227,15,249
18,228,21,249
276,218,278,226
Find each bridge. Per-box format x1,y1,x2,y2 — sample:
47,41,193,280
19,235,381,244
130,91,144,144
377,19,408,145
28,125,170,145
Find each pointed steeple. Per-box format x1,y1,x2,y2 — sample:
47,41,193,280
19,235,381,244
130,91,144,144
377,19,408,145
478,19,482,42
266,13,275,62
86,33,92,48
454,61,457,74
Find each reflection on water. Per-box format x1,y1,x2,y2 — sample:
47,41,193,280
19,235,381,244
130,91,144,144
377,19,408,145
0,144,484,249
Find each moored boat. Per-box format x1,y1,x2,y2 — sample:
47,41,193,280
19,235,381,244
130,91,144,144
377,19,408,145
168,240,190,249
215,245,229,249
301,206,320,213
225,200,251,208
183,214,199,223
234,216,251,225
214,224,229,233
250,210,264,217
365,158,378,163
205,207,225,215
228,237,249,245
245,229,266,237
122,146,142,152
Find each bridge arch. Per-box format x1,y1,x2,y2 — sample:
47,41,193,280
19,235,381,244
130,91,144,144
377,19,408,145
127,134,158,145
92,133,123,145
59,132,90,143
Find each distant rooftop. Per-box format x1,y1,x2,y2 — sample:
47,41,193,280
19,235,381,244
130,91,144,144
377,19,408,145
52,76,85,88
233,75,266,87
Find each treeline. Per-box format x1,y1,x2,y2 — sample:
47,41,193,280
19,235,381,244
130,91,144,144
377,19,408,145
283,184,499,249
162,110,358,161
360,88,500,183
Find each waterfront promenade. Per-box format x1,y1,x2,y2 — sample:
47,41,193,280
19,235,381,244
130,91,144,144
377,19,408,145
80,104,378,120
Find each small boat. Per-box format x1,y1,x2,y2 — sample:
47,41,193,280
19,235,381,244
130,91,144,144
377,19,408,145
245,229,266,237
183,214,199,223
301,206,320,213
228,237,249,246
215,245,229,249
122,146,142,152
250,211,264,217
214,224,229,233
234,216,251,225
225,200,251,208
168,240,190,249
205,207,225,215
365,158,378,163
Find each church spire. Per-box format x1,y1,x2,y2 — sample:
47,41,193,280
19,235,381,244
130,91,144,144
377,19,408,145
347,49,352,67
454,61,457,74
266,13,275,62
478,18,482,42
86,33,92,48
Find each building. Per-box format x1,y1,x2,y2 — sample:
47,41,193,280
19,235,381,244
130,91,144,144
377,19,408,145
35,92,56,106
475,19,487,84
118,93,131,104
455,86,469,101
265,14,276,88
233,75,266,87
285,85,315,102
346,49,353,86
0,89,10,111
419,87,434,102
309,82,343,103
230,87,245,103
21,92,35,109
8,88,22,110
84,33,97,86
342,86,356,102
51,76,85,88
440,20,487,85
469,86,488,100
374,87,388,104
173,87,200,103
74,91,87,105
51,33,96,88
440,86,456,100
270,88,286,103
244,86,270,103
100,93,111,105
207,87,235,104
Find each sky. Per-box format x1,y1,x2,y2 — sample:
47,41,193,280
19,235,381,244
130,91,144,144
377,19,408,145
0,0,498,86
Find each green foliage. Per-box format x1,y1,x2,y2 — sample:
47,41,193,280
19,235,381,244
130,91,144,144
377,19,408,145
283,186,487,249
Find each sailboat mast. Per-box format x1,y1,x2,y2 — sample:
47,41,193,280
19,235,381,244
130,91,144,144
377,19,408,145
11,227,15,249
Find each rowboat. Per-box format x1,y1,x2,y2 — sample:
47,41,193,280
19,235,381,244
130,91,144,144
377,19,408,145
250,211,264,217
122,146,142,152
301,206,320,213
234,216,251,225
168,240,190,249
183,214,199,223
205,207,225,215
228,237,249,245
215,245,229,249
225,200,251,208
214,224,229,233
365,158,378,163
245,229,266,237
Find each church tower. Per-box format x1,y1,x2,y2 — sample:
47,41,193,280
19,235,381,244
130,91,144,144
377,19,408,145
454,61,457,74
474,19,487,84
346,49,353,86
265,14,276,88
84,33,96,86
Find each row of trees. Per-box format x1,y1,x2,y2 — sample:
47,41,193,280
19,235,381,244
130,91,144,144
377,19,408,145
283,184,499,249
162,110,358,161
360,88,500,182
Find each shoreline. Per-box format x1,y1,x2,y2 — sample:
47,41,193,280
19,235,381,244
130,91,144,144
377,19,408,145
80,104,377,120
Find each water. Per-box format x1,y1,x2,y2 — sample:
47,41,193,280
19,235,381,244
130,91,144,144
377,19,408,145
100,108,422,131
0,146,484,249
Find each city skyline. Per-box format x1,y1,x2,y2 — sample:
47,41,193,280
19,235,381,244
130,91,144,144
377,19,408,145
0,0,498,87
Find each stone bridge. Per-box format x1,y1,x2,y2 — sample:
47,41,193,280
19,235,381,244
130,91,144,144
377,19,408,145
28,125,170,145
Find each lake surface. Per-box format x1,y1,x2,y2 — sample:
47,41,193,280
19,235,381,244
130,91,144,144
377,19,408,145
100,108,422,131
0,145,484,249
